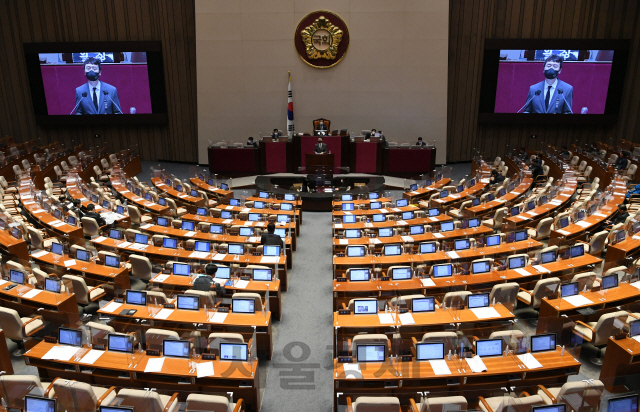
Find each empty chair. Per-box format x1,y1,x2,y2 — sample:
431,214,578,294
127,205,153,226
411,396,467,412
118,388,179,412
109,153,118,164
415,331,458,354
208,332,245,356
482,207,507,230
184,289,216,308
166,198,188,217
585,231,608,256
351,334,389,357
607,153,618,164
348,396,400,412
52,379,117,412
573,310,629,364
81,217,101,238
0,307,44,355
622,163,637,182
62,275,106,318
488,330,525,351
145,328,180,351
129,254,153,282
577,166,592,182
517,277,561,311
186,394,243,412
570,156,579,168
442,291,471,309
93,165,109,181
489,282,519,307
448,200,471,219
147,290,170,305
571,272,598,292
478,393,544,412
100,158,110,170
0,375,52,410
537,380,604,409
526,217,554,240
232,292,262,311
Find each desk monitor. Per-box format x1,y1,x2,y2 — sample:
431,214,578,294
177,294,200,311
173,263,191,276
196,207,207,216
607,395,638,412
486,193,495,202
457,185,465,193
539,195,548,205
440,190,448,198
510,206,520,216
526,201,536,210
454,239,470,251
221,211,233,219
476,338,503,357
570,244,584,258
163,339,190,358
134,233,148,245
44,278,62,293
485,234,501,247
9,269,25,285
630,319,640,338
342,215,357,224
59,327,82,347
353,299,378,314
67,215,76,226
221,183,229,190
541,250,557,264
76,248,91,262
239,227,254,237
284,194,295,201
91,193,100,203
396,199,408,207
346,246,366,257
369,201,382,210
602,273,618,290
378,228,393,238
341,194,353,201
402,211,415,220
372,214,385,222
208,178,215,186
229,198,240,206
440,222,454,232
345,229,361,239
175,184,183,192
274,228,287,239
158,198,167,206
277,215,290,223
157,217,169,227
181,221,195,231
232,298,255,313
532,405,567,412
558,217,570,229
471,260,491,274
253,201,264,209
428,208,440,217
508,256,526,269
215,266,231,280
412,297,436,312
561,282,579,297
467,218,481,228
467,293,490,308
410,183,418,191
220,342,248,361
264,245,281,256
53,208,61,219
349,269,370,282
194,241,211,253
416,342,445,361
107,333,134,353
253,268,272,281
24,395,55,412
369,192,379,200
51,242,64,256
280,202,293,211
472,198,481,207
104,255,120,268
259,191,269,199
420,242,437,254
165,178,172,186
425,179,432,186
514,230,527,242
126,290,147,306
384,244,402,256
576,210,586,221
228,244,244,255
391,267,412,280
210,224,224,234
410,225,424,235
497,188,507,197
614,229,626,244
163,238,178,249
530,333,556,353
432,264,453,278
342,203,355,211
357,344,385,362
144,193,152,202
109,229,122,240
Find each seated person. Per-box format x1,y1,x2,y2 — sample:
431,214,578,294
246,136,258,148
615,152,629,170
517,147,529,162
488,169,505,188
83,203,106,226
315,137,327,154
271,129,280,141
531,159,544,181
559,145,570,160
315,120,328,136
260,222,284,248
416,137,426,147
605,204,629,227
586,143,599,155
194,264,226,297
366,129,377,140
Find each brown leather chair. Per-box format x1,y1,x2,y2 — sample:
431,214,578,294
313,118,331,132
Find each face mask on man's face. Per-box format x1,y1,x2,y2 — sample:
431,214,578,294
85,70,99,81
544,68,558,80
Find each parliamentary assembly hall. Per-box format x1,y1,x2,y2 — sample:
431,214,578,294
0,0,640,411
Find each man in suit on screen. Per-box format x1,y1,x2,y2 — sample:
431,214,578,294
315,137,327,154
522,54,573,114
73,57,122,115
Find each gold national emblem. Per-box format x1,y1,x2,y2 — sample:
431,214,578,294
300,15,343,60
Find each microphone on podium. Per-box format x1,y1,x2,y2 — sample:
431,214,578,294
557,89,573,114
103,90,123,114
516,90,541,113
70,92,87,115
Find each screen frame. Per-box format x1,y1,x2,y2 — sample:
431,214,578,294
530,333,557,353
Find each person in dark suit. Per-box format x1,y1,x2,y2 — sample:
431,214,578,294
315,138,327,154
194,264,226,297
488,169,505,189
531,159,544,181
517,147,530,162
246,137,257,148
73,57,122,115
271,129,280,141
83,203,105,226
615,152,629,170
260,222,284,248
416,137,426,147
559,146,571,160
522,54,573,114
316,120,327,135
606,205,630,227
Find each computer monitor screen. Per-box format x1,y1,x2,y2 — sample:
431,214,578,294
396,199,408,207
109,229,122,239
230,198,240,206
391,267,412,280
58,327,82,347
485,234,501,246
210,224,224,234
353,300,378,314
221,211,233,219
541,250,557,264
369,192,379,200
221,183,229,190
508,256,526,269
370,202,382,209
472,198,481,207
342,203,355,211
468,178,476,186
440,222,453,232
357,344,385,362
349,269,369,282
402,211,415,220
173,263,191,276
107,333,134,353
208,178,214,186
24,396,55,412
616,230,626,243
342,215,356,224
162,238,178,249
410,225,424,235
134,233,148,244
341,194,353,201
372,214,385,222
412,297,436,312
454,239,470,250
177,295,200,310
228,244,244,255
458,185,465,193
467,218,480,228
277,215,290,223
181,221,195,231
175,184,183,192
410,184,418,191
105,255,120,268
510,206,520,216
498,188,506,197
44,278,62,293
347,246,365,257
602,273,618,290
157,217,169,227
570,244,584,258
125,290,147,306
472,261,491,274
345,229,361,239
428,208,440,217
76,249,91,262
384,245,402,257
259,191,269,199
540,195,548,204
514,230,527,242
467,293,490,308
158,198,167,206
378,228,393,237
220,342,248,361
51,242,64,256
280,202,293,211
576,210,585,220
476,339,503,357
196,207,207,216
274,228,287,239
194,241,210,252
561,282,579,297
239,227,254,237
433,264,452,278
420,242,437,253
116,205,126,215
486,193,495,201
215,266,231,279
232,298,255,313
264,245,281,256
9,269,24,284
416,342,445,361
53,208,61,219
558,217,569,228
254,201,265,209
163,339,190,358
253,268,272,281
527,201,535,210
67,215,76,225
532,405,567,412
284,194,295,201
607,395,637,412
531,333,556,353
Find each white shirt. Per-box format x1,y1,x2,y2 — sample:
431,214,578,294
543,78,558,104
88,80,102,104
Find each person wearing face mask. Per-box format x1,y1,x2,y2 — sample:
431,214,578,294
522,54,573,114
73,57,122,115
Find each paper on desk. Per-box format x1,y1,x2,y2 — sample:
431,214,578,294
235,280,249,289
153,274,170,283
101,302,123,313
480,178,490,184
429,217,439,222
222,219,233,224
33,209,46,214
401,236,414,242
145,357,165,373
213,254,227,261
140,223,153,229
562,295,594,307
575,221,591,228
248,237,260,243
397,220,408,226
225,206,234,210
369,238,382,244
343,363,362,379
421,278,436,287
518,353,543,369
446,251,460,259
433,233,444,238
130,243,148,251
22,289,42,299
429,359,451,375
241,208,251,213
633,336,640,343
380,209,389,213
209,312,228,323
260,256,279,264
32,250,49,258
189,251,209,259
0,280,8,287
64,259,77,267
526,211,538,217
399,312,415,325
378,313,395,324
532,265,550,273
339,239,349,245
343,211,352,215
197,362,215,378
334,223,343,229
630,281,640,290
117,241,133,248
94,236,107,243
392,208,402,212
549,200,562,206
411,191,419,195
516,215,530,220
559,193,570,197
155,309,174,320
79,349,104,364
514,268,531,277
471,307,501,319
465,355,487,372
556,229,570,236
594,213,607,218
42,345,80,361
434,199,444,203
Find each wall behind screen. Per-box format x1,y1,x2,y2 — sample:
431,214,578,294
0,0,197,162
448,0,640,163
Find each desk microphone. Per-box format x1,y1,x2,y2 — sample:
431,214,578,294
557,89,573,114
103,90,123,114
516,90,541,113
70,92,87,115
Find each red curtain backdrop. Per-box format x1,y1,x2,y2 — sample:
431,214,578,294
300,135,342,169
387,149,432,173
41,64,152,115
264,142,287,173
355,142,378,173
494,62,612,114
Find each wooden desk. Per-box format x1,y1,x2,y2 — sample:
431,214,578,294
332,205,420,218
430,181,488,210
151,177,206,212
605,238,640,270
189,177,234,203
332,197,392,208
0,229,29,264
181,213,299,239
246,196,302,208
24,340,261,412
332,215,453,232
402,178,452,202
65,176,131,228
214,204,302,226
599,337,640,389
464,177,533,218
305,152,334,174
110,174,170,215
97,300,273,360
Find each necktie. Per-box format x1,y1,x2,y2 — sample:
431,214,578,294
92,87,98,111
544,85,552,111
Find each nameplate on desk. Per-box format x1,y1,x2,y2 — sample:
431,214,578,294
164,304,175,309
336,277,347,282
202,353,216,360
146,349,160,356
114,298,124,303
339,309,350,315
44,336,57,343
